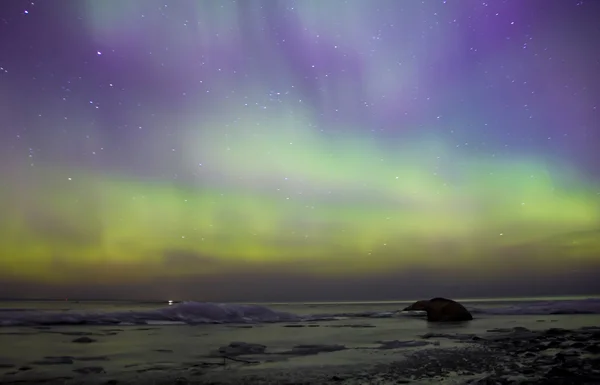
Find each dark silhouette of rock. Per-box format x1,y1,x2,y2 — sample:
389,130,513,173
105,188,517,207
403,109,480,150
75,356,110,362
281,344,346,356
72,336,96,343
216,342,266,356
376,340,434,349
403,297,473,322
32,356,74,365
73,366,105,374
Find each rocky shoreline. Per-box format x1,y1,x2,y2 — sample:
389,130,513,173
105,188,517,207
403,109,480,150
1,325,599,385
367,326,600,384
155,326,600,384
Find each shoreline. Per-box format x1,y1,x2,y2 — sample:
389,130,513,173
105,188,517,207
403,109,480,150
1,324,599,384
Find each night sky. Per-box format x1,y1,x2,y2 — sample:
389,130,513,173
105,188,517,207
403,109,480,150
1,0,599,301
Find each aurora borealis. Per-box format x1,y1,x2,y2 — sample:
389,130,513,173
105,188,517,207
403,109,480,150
1,0,599,300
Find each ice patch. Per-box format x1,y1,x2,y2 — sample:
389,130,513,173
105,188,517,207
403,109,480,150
305,311,396,320
470,298,600,315
0,302,300,327
1,298,598,327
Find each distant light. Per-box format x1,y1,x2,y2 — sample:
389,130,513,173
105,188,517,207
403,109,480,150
168,300,173,305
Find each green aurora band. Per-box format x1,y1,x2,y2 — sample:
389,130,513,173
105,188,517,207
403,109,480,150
1,109,599,285
1,1,599,293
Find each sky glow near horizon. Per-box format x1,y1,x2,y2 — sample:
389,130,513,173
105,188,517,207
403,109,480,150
0,0,599,299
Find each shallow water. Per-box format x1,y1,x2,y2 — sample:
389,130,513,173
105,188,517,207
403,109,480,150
0,297,599,383
1,311,599,368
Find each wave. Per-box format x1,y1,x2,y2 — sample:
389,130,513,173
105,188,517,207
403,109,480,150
0,298,598,327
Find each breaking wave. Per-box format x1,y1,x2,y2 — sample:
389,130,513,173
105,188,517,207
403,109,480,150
0,298,598,327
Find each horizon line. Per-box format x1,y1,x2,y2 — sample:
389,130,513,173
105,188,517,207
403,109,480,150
0,294,598,304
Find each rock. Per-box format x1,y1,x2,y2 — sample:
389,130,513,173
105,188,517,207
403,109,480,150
376,340,432,349
544,328,570,336
590,331,600,339
557,349,580,358
72,336,96,343
32,356,74,365
282,344,346,355
217,342,266,356
136,365,172,373
545,366,578,378
420,332,475,340
327,324,375,328
74,366,105,374
403,297,473,322
487,328,513,333
76,356,110,361
572,333,591,342
585,344,600,354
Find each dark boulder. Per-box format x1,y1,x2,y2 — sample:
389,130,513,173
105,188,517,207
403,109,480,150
403,297,473,322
